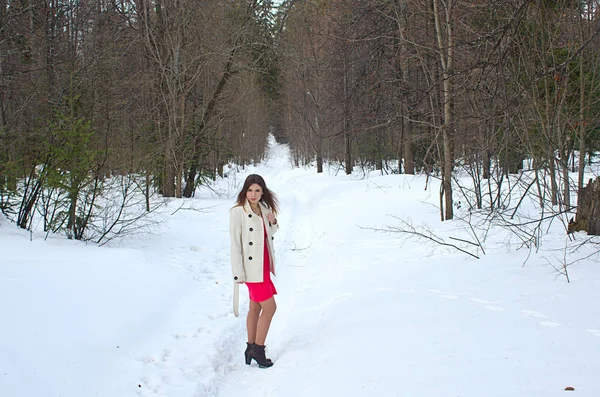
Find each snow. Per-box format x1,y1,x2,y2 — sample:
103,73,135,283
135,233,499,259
2,136,600,397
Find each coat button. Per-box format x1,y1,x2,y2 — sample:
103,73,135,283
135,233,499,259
249,242,253,246
249,256,253,260
249,228,253,231
248,214,252,218
271,236,274,240
234,276,238,280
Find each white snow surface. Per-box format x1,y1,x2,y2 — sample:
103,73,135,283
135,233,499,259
2,137,600,397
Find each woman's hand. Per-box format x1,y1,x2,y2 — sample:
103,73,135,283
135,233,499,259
267,213,277,225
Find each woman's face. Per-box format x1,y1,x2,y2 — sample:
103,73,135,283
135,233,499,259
246,183,263,204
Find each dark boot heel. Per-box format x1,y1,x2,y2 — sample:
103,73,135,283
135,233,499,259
250,344,274,368
244,342,252,365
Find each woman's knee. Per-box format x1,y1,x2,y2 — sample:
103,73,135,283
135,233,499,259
261,299,277,316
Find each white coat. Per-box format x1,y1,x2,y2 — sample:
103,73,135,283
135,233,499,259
229,201,279,283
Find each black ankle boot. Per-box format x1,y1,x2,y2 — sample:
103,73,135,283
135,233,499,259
245,343,272,365
249,344,274,368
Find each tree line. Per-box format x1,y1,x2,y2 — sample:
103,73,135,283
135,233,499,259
0,0,279,240
279,0,600,223
1,0,599,241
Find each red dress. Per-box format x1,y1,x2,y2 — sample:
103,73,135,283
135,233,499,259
246,218,277,302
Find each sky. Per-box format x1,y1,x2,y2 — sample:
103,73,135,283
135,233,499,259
1,136,599,397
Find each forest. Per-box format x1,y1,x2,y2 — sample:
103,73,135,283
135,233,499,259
1,0,599,241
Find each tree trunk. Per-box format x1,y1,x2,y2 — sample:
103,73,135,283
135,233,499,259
343,58,353,175
561,151,571,211
570,177,600,235
483,149,491,180
0,55,5,192
442,129,453,220
315,113,323,174
397,0,414,176
577,33,587,206
17,177,43,230
44,0,56,89
145,170,151,212
433,0,454,221
345,132,352,175
66,189,78,240
175,163,182,198
403,119,415,175
163,157,176,198
549,151,558,206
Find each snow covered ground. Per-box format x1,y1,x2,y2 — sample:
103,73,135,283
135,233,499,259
1,137,599,397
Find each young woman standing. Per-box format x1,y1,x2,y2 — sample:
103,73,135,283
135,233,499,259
229,174,279,368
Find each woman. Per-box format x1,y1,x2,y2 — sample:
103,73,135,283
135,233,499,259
230,174,279,368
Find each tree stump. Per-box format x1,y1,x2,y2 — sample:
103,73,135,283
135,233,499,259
570,177,600,235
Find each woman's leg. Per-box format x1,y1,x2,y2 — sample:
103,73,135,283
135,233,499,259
255,297,277,346
247,300,262,343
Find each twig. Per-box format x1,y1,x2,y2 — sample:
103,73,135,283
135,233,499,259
448,236,479,247
289,232,325,251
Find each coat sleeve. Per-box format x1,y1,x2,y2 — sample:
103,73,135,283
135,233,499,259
229,207,246,282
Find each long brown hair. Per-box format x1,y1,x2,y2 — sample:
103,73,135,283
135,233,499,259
235,174,279,214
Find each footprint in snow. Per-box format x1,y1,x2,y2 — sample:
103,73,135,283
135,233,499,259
138,350,172,365
137,356,156,364
587,329,600,337
193,326,208,337
160,349,172,363
207,312,228,321
138,375,162,394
